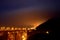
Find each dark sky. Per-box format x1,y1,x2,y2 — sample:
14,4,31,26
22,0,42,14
0,0,60,28
0,0,60,17
0,0,59,13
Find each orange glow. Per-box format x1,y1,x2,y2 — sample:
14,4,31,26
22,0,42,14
11,27,14,30
30,20,48,29
15,28,18,30
1,27,5,30
6,27,10,30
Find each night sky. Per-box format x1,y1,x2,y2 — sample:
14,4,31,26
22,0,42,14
0,0,59,13
0,0,60,28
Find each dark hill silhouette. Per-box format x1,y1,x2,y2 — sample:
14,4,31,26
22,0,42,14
36,17,60,30
27,17,60,40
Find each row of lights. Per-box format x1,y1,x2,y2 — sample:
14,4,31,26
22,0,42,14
0,27,33,31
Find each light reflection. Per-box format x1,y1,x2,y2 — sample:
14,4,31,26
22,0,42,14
22,32,27,40
0,32,4,36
